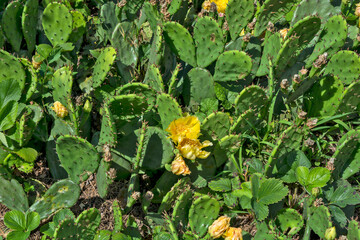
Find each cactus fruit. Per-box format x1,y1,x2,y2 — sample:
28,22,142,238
0,50,26,91
188,195,220,237
213,50,252,82
42,3,73,46
29,179,80,219
164,22,196,67
226,0,254,40
56,135,100,184
193,17,224,68
0,177,29,212
21,0,38,53
323,50,360,85
92,47,117,88
2,1,23,52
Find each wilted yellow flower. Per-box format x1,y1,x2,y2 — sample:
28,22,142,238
223,227,243,240
171,154,191,176
177,138,212,161
51,101,68,118
202,0,229,13
279,28,289,40
208,216,231,238
166,116,200,144
324,226,336,240
355,3,360,17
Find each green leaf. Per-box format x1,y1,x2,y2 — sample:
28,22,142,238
275,209,303,236
277,150,311,183
257,178,289,205
251,174,261,200
295,166,309,186
25,211,40,231
0,79,21,108
6,231,29,240
208,178,232,192
307,167,331,190
325,179,360,208
252,200,269,221
13,148,38,163
0,101,18,131
4,210,26,231
328,205,347,228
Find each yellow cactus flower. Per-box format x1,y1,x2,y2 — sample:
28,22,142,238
177,138,212,161
51,101,68,118
223,227,243,240
171,154,191,176
208,216,231,238
202,0,229,13
166,116,201,144
279,28,289,40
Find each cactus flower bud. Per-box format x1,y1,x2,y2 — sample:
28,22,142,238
171,154,191,176
325,226,336,240
223,227,243,240
279,28,289,40
208,216,231,238
51,101,68,118
280,79,289,90
311,187,320,197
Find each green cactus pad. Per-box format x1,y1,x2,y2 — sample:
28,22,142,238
42,3,73,46
309,205,332,239
291,0,341,26
275,209,304,236
304,75,344,117
234,85,268,115
188,68,216,104
193,17,224,68
108,94,149,120
98,105,117,147
286,16,321,50
0,177,29,212
254,0,298,36
22,0,38,53
140,127,174,170
163,22,196,67
156,93,182,130
117,83,157,109
19,58,38,102
149,25,163,66
256,33,281,76
144,64,164,92
92,47,117,88
0,50,26,91
201,112,231,140
69,10,86,43
54,208,101,240
52,66,73,110
188,196,220,237
172,188,192,231
56,135,100,184
96,159,112,199
213,50,252,82
2,1,23,52
158,177,190,213
324,50,360,85
337,81,360,114
305,15,348,68
29,179,80,219
226,0,254,40
214,134,242,167
230,109,262,134
275,36,299,77
348,220,360,240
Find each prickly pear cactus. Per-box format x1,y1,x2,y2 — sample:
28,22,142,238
92,47,117,88
22,0,38,53
0,177,29,212
0,50,26,90
42,3,72,46
56,135,100,184
2,1,23,52
226,0,254,40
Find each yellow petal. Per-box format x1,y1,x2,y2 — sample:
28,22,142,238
177,138,213,161
171,154,191,176
166,116,201,144
51,101,68,118
208,216,231,238
223,227,243,240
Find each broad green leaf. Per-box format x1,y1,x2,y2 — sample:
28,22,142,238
252,200,269,221
4,210,26,231
277,150,311,183
251,174,261,200
208,178,232,192
257,178,289,205
0,101,18,131
0,177,29,212
275,209,303,236
0,79,21,108
13,148,38,163
6,231,29,240
307,167,331,190
25,211,40,231
296,166,309,186
325,179,360,208
328,205,347,228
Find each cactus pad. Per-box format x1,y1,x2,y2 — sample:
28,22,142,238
0,50,26,91
22,0,38,53
234,85,268,115
0,177,29,212
56,135,100,184
42,3,72,46
193,17,224,68
188,68,216,104
108,94,149,120
213,50,252,82
226,0,254,40
2,1,23,52
156,93,182,130
201,112,231,140
52,66,73,110
92,47,117,88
